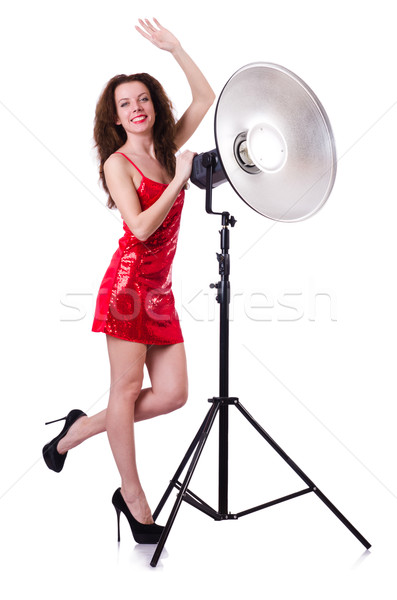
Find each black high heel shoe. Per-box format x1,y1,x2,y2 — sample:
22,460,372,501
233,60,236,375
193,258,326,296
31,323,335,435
42,409,87,472
112,488,164,544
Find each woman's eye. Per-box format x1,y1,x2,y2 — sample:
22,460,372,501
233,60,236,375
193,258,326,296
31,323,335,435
121,102,128,108
140,97,149,102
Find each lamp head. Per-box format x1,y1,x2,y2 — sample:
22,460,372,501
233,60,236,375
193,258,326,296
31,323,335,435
192,62,336,222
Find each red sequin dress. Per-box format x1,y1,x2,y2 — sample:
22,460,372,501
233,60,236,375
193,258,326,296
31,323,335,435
92,152,184,345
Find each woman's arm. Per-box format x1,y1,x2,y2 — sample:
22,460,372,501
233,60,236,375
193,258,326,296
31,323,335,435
171,43,216,149
136,19,216,149
104,150,195,242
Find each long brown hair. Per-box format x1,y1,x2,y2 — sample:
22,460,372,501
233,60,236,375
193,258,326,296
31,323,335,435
93,73,177,209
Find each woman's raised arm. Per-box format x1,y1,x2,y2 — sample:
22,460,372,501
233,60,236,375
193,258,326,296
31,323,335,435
136,18,216,149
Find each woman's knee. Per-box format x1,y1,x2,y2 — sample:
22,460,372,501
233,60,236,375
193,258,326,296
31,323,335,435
163,383,188,412
110,376,143,403
174,385,189,410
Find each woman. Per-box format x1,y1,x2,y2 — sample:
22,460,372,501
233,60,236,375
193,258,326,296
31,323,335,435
43,18,215,544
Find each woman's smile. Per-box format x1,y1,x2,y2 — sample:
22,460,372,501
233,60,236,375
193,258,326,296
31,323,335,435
131,115,148,124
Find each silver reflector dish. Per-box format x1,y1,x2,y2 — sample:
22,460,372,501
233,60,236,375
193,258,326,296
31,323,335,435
214,62,337,221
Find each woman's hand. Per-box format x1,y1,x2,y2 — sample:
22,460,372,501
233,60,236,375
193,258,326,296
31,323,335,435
135,18,181,53
174,150,196,187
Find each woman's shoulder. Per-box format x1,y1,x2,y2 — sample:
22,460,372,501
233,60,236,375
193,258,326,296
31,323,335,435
104,152,143,191
104,152,134,179
105,151,127,169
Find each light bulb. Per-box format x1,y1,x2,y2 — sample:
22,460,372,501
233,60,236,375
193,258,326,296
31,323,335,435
246,123,287,173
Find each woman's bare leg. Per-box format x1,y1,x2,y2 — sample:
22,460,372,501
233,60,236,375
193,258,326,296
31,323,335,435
57,343,188,453
105,336,153,524
136,342,188,421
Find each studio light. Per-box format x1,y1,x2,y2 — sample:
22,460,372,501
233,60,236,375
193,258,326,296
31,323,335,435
191,62,337,221
150,63,370,568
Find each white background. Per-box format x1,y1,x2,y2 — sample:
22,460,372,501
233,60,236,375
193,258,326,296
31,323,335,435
1,0,396,597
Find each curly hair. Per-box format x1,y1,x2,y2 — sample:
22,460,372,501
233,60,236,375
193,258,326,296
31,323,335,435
93,73,177,209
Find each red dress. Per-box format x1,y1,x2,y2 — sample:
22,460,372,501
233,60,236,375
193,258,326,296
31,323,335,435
92,152,184,345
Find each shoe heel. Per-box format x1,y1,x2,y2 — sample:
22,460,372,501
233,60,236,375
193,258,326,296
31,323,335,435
114,506,121,542
45,416,67,426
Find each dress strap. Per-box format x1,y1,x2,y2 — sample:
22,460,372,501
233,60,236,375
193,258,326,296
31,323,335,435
114,152,145,177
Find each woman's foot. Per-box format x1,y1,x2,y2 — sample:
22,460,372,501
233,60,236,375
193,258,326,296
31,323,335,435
43,409,87,473
56,415,89,454
112,488,163,544
121,487,154,525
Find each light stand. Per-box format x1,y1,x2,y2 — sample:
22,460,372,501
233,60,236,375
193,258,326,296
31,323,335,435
149,154,371,568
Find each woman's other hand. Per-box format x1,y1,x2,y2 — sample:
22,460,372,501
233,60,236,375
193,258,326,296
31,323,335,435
135,18,181,54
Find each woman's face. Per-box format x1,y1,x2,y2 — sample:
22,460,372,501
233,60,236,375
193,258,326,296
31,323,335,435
114,81,156,135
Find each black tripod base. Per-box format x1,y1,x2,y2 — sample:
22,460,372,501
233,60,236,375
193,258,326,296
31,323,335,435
149,397,371,567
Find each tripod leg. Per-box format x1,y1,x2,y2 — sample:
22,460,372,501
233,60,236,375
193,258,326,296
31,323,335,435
153,406,214,521
150,401,220,567
311,487,371,549
235,401,371,550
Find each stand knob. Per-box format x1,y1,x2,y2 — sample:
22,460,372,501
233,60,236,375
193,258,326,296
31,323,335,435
229,216,237,227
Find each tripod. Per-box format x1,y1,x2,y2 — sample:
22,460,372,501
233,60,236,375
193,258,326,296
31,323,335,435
149,154,371,567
